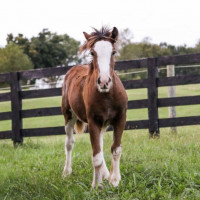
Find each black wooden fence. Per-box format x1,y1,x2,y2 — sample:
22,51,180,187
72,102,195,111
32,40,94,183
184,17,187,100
0,53,200,144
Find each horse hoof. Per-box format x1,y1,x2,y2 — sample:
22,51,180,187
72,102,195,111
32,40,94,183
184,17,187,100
62,167,72,177
91,182,103,190
98,184,103,190
109,179,120,187
109,174,121,187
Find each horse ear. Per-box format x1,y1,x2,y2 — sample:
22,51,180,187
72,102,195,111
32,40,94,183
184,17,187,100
83,32,91,41
110,27,118,42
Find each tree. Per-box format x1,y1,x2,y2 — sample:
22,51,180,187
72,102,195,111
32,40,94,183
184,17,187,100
118,28,134,49
117,28,200,62
7,33,30,55
116,28,200,80
7,29,80,69
0,43,33,73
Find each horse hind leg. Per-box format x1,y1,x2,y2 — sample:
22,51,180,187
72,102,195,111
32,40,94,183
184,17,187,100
63,111,77,177
99,129,109,180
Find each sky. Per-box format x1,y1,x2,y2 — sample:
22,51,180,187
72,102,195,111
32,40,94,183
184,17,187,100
1,0,200,47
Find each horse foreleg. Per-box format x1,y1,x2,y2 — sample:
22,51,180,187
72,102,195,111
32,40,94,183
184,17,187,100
109,114,126,187
88,120,105,189
63,114,76,177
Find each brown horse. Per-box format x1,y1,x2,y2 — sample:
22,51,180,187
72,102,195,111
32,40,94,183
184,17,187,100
61,26,128,189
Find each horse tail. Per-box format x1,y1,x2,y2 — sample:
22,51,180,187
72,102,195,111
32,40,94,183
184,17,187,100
74,119,86,134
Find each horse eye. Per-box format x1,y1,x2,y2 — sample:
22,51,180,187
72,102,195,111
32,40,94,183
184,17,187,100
91,52,94,56
112,51,116,55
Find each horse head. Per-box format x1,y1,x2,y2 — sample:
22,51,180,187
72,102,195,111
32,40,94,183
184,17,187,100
80,27,118,93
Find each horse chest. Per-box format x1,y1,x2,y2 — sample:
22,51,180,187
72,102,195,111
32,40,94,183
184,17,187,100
92,101,119,123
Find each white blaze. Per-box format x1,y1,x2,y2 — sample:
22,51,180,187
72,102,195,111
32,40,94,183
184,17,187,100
94,41,112,82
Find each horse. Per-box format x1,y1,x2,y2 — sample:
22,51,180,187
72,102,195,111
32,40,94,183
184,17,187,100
61,26,128,189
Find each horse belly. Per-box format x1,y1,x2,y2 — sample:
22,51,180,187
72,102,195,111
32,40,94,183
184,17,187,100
71,101,87,123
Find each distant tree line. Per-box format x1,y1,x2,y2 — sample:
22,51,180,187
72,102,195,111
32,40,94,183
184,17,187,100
1,28,200,77
0,29,80,74
117,29,200,79
117,28,200,60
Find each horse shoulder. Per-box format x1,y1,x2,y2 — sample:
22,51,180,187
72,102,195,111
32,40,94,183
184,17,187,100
113,75,128,103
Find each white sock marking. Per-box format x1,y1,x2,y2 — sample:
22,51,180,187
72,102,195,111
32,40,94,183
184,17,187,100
92,131,110,188
92,152,103,167
110,146,122,187
63,114,76,177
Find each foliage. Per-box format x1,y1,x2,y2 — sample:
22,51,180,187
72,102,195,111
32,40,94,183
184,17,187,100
117,29,200,61
117,40,196,61
118,28,134,50
0,43,33,73
7,29,80,69
116,29,200,79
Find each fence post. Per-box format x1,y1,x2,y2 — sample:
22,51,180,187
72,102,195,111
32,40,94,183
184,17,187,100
147,58,159,137
167,65,177,134
10,72,23,146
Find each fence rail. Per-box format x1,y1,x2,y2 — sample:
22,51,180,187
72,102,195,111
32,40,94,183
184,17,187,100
0,53,200,144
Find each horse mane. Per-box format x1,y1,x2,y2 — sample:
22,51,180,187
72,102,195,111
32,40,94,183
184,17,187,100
80,26,116,53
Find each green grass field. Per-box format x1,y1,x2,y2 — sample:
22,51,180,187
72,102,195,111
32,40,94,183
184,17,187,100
1,128,200,199
0,84,200,199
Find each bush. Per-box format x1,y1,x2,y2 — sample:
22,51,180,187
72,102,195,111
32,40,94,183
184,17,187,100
0,43,33,73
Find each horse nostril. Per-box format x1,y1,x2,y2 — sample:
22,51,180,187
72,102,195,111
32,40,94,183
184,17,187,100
108,78,111,83
97,77,101,84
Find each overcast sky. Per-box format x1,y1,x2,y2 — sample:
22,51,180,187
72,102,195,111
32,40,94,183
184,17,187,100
1,0,200,47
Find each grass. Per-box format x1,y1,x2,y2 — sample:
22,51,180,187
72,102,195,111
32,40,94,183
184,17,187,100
1,128,200,199
0,84,200,199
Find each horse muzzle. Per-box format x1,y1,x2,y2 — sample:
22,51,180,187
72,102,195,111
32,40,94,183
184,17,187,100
97,76,112,93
